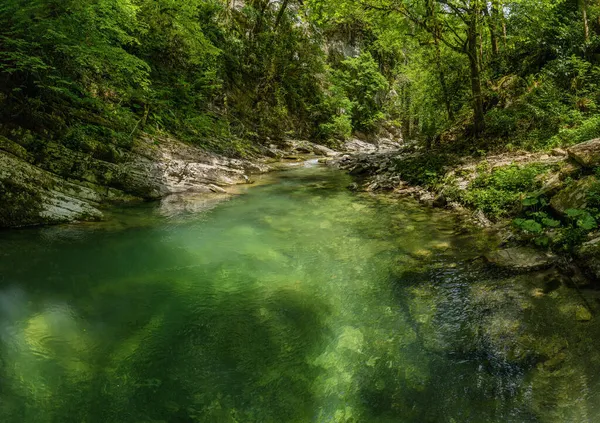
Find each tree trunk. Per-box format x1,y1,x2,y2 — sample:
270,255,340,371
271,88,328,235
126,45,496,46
498,0,507,48
468,53,485,137
435,38,454,121
274,0,290,29
467,9,485,137
429,0,454,121
402,83,412,139
252,0,271,38
489,1,500,56
583,0,590,42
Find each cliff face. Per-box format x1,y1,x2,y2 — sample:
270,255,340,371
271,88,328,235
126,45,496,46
0,135,269,228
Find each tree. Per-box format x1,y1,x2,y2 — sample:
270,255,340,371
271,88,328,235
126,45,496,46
0,0,149,138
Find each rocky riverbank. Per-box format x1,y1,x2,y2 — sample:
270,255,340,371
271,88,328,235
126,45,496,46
0,134,352,228
333,138,600,283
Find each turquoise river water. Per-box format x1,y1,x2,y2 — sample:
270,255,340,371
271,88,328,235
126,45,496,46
1,164,600,422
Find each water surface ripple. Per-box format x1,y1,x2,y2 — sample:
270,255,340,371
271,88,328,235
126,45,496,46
1,166,599,422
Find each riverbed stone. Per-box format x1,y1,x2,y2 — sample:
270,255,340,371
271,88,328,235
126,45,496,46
575,305,593,322
558,160,582,178
473,209,492,227
537,173,563,196
312,144,338,157
485,247,556,271
432,194,448,208
575,237,600,282
550,176,598,216
567,138,600,167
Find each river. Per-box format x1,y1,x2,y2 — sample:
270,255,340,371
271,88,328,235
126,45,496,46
0,164,599,422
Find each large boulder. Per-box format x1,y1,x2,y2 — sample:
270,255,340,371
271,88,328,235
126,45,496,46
567,138,600,167
312,144,339,157
342,138,378,154
0,150,106,227
375,137,403,152
550,176,598,216
575,237,600,282
279,139,339,157
485,247,556,271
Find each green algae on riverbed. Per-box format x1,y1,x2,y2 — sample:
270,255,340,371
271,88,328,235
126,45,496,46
0,165,600,422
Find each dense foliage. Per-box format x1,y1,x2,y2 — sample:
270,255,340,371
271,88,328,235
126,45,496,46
0,0,394,156
310,0,600,151
1,0,600,156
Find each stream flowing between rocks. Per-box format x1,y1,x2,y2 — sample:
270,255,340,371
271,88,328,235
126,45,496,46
1,164,600,422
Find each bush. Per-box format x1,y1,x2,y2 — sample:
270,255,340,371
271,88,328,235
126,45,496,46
548,115,600,147
460,163,550,218
319,115,353,142
316,82,354,142
463,188,521,218
511,177,600,252
470,163,549,192
393,153,458,187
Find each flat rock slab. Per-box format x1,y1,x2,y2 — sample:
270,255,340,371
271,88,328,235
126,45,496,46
485,247,556,271
568,138,600,167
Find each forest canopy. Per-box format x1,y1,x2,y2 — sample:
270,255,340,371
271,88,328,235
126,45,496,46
1,0,599,156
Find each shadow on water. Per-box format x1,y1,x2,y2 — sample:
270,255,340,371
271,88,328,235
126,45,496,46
0,222,331,423
365,250,600,423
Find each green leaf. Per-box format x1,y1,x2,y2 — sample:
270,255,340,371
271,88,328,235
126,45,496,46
577,213,597,230
514,219,543,234
522,197,539,206
534,236,550,247
542,217,561,228
566,208,585,219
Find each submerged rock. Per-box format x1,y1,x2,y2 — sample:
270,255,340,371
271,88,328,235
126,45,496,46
432,194,448,208
575,237,600,282
575,305,593,322
485,247,556,271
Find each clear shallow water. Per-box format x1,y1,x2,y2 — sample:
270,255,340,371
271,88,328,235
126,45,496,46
1,166,600,422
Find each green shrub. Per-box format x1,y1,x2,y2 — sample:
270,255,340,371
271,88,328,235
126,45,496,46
463,188,521,218
319,115,353,142
393,153,458,187
317,82,354,142
470,163,549,192
548,115,600,147
461,163,550,218
511,178,600,252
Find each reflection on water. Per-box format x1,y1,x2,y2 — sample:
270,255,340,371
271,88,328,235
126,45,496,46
1,166,600,422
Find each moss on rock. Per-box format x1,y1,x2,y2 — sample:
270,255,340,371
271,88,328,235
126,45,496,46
550,176,598,216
